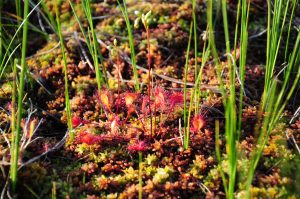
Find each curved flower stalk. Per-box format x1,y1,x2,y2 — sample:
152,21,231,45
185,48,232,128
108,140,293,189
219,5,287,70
135,10,153,137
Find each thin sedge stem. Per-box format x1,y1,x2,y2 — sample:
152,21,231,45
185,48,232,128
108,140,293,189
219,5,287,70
187,40,210,143
215,120,228,196
68,0,93,60
237,0,250,141
189,41,209,124
52,182,57,199
117,0,140,91
195,26,209,114
183,21,193,150
187,45,208,140
246,1,300,197
245,82,277,198
54,0,72,134
10,0,29,192
221,0,238,197
9,59,17,192
138,152,143,199
270,31,300,129
192,0,198,78
0,1,42,81
83,0,102,92
284,0,297,63
0,1,3,61
15,0,21,22
207,0,226,100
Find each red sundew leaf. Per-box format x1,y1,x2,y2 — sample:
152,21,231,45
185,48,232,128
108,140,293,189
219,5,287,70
72,116,82,128
124,93,138,108
100,92,111,109
111,116,121,133
191,114,205,133
95,90,113,112
127,141,148,152
169,92,184,108
72,116,89,128
154,86,166,110
76,131,98,145
141,96,149,115
76,131,129,145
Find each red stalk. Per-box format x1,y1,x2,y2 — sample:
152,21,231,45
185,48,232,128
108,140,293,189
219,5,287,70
116,54,121,114
147,28,152,138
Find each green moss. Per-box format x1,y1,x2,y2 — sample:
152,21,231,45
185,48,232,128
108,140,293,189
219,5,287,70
158,15,169,24
123,167,138,182
153,166,173,184
145,154,158,165
246,186,289,199
178,19,189,31
190,155,208,179
0,82,13,98
204,167,221,190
